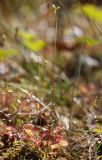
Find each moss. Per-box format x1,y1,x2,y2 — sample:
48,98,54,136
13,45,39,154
2,140,42,160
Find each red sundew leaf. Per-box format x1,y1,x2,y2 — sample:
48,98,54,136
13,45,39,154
21,129,34,141
54,135,63,144
34,139,42,147
22,124,35,130
20,127,43,147
22,124,42,133
3,126,17,136
40,130,49,140
53,125,64,133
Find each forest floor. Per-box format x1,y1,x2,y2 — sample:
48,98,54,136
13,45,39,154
0,2,102,160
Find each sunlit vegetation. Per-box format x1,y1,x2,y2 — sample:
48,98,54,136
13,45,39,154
0,0,102,159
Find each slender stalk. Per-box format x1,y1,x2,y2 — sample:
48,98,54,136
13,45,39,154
51,4,60,107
